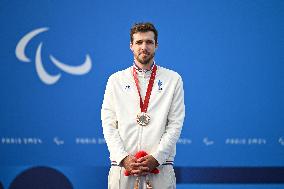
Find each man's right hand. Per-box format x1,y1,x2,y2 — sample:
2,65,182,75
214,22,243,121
121,155,137,172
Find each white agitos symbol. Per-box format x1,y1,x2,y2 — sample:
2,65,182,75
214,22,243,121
203,137,214,146
15,27,92,85
279,137,284,146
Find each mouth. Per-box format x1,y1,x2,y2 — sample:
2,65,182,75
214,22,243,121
140,54,149,60
140,51,149,55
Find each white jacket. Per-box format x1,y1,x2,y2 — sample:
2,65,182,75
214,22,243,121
101,65,185,166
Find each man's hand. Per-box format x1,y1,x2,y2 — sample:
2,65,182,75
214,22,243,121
137,155,159,172
122,155,149,176
131,155,159,176
121,155,137,172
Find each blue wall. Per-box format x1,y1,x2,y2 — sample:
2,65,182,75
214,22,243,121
0,0,283,188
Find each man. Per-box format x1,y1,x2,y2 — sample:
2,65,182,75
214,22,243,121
101,22,185,189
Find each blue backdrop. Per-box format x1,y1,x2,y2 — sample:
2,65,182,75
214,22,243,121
0,0,283,188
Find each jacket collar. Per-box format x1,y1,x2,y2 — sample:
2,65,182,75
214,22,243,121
133,61,156,73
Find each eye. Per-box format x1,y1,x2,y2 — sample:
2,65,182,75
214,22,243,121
146,40,154,44
136,41,143,45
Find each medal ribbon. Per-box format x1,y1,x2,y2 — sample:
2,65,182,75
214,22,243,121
132,64,157,113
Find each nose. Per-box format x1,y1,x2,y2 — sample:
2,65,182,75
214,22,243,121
140,42,147,50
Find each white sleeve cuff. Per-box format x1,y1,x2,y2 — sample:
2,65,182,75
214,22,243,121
116,152,129,166
151,151,165,166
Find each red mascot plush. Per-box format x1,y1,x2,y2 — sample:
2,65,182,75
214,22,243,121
124,151,159,176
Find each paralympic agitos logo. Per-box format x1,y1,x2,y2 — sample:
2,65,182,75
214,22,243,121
15,27,92,85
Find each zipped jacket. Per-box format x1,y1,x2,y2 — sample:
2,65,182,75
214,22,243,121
101,65,185,166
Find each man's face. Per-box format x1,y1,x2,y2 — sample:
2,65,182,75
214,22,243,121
130,31,158,65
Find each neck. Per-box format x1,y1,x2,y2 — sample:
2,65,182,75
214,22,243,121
134,59,154,70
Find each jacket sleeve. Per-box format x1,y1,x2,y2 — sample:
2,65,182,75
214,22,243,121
101,75,128,165
151,76,185,165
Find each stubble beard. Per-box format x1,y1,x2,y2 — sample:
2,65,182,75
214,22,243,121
136,52,155,65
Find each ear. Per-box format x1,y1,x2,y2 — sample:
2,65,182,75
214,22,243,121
155,42,158,50
130,42,133,51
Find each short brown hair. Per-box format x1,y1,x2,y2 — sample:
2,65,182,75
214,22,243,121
130,22,158,44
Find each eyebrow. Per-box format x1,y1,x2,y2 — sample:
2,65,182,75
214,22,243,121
135,39,154,43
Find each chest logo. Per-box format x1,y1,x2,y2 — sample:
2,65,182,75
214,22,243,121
125,85,131,90
158,80,163,91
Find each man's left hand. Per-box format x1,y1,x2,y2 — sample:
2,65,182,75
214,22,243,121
137,155,159,172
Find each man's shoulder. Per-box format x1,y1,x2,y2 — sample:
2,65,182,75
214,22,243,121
157,66,182,80
108,67,132,81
